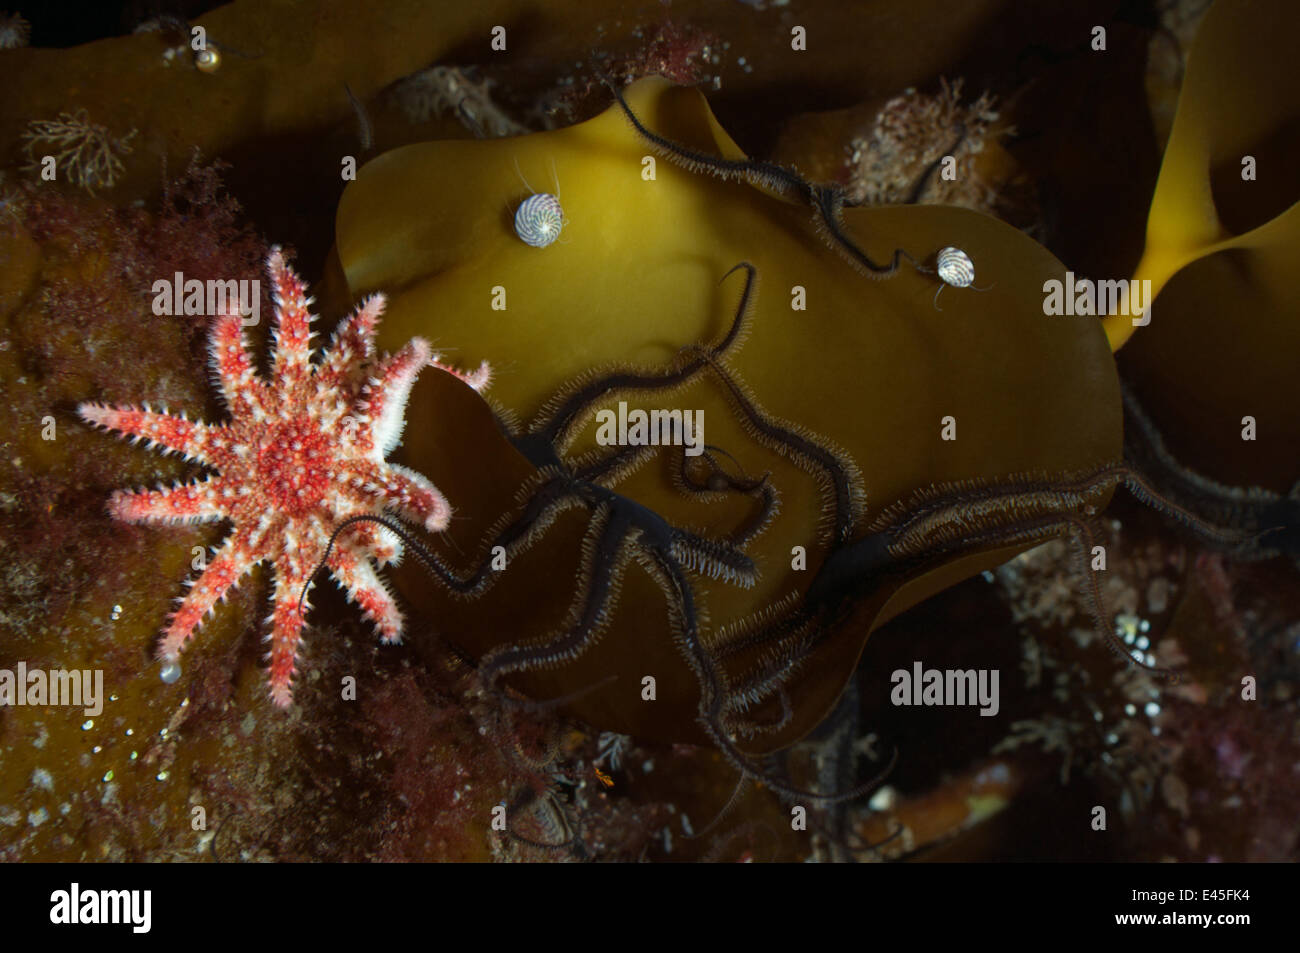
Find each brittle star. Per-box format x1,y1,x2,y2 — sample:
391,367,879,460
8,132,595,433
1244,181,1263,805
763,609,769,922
303,262,893,803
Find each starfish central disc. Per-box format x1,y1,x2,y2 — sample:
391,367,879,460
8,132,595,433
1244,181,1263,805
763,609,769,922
254,416,333,517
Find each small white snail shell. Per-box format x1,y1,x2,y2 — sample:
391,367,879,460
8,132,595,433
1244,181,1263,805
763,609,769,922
936,246,975,288
194,47,221,73
514,193,564,247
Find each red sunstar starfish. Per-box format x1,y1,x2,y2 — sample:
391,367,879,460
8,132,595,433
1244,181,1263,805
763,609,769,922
78,247,490,706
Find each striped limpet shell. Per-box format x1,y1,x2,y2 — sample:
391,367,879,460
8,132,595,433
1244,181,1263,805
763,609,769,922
936,246,975,288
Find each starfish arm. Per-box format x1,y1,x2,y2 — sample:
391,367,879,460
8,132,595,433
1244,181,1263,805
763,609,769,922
209,312,268,419
327,544,405,643
108,476,231,524
78,402,214,464
267,247,315,386
369,462,452,532
431,354,493,392
157,527,260,665
317,294,382,394
266,551,314,707
360,337,432,456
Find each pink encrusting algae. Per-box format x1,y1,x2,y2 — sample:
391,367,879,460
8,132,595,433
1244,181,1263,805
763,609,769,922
77,247,491,706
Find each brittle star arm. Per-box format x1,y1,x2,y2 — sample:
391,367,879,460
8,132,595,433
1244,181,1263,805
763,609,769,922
523,261,758,454
301,470,579,613
687,346,864,544
608,82,924,281
634,531,898,807
1121,384,1299,560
